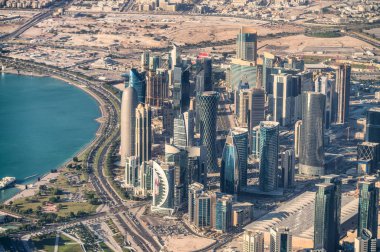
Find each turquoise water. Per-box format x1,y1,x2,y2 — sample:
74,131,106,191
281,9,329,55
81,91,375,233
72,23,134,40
0,73,100,202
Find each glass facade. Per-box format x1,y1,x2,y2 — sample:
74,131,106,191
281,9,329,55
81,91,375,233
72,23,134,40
366,108,380,144
299,92,326,176
129,68,146,104
358,181,379,239
215,195,233,233
198,91,219,172
259,121,279,192
236,27,257,62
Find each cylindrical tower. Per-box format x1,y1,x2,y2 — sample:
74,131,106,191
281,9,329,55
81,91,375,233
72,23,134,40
198,91,219,173
299,92,326,176
120,87,138,166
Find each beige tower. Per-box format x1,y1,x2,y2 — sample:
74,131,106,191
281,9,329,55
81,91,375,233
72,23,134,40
120,87,138,166
135,104,152,164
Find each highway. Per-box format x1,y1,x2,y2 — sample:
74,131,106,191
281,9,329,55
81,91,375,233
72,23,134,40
0,56,161,252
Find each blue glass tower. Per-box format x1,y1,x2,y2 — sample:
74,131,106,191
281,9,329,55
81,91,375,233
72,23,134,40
221,128,248,194
358,180,379,239
259,121,279,192
129,68,146,104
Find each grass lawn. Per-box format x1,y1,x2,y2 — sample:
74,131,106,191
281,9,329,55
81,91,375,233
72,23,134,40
33,233,82,252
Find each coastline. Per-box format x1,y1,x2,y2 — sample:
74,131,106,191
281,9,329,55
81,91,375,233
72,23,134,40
1,68,106,204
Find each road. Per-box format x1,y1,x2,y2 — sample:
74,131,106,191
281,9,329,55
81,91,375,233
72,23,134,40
0,56,161,252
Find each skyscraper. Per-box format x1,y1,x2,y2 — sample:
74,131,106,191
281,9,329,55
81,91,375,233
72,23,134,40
299,92,326,176
221,128,249,194
259,121,279,192
194,192,212,229
243,231,264,252
188,182,204,223
198,91,219,172
187,146,206,186
146,69,168,107
195,57,213,93
336,64,351,124
314,183,340,252
120,87,138,166
366,108,380,144
262,52,276,94
152,162,175,214
357,142,379,174
135,104,152,164
230,59,258,91
250,88,265,130
215,194,233,233
358,180,379,239
280,150,295,188
236,27,258,63
251,125,260,159
173,111,194,149
129,68,146,104
125,156,139,188
270,227,292,252
171,43,181,69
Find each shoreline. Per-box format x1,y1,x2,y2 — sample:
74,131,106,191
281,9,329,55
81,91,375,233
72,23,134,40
1,68,107,204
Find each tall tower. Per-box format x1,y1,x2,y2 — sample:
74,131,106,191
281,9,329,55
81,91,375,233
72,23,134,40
314,183,340,252
215,194,233,233
299,92,326,176
270,227,292,252
250,88,265,130
336,64,351,124
366,108,380,144
236,27,258,63
173,110,194,149
135,104,152,164
243,231,264,252
259,121,279,192
280,150,295,188
151,162,175,214
198,91,219,173
188,182,204,223
146,69,168,107
120,87,138,166
358,180,379,239
294,120,302,158
221,128,249,194
129,68,146,104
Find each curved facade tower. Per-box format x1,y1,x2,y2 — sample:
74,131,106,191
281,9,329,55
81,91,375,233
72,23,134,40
151,161,175,214
221,127,248,195
198,91,219,172
259,121,279,192
129,68,146,104
120,87,138,166
299,92,326,176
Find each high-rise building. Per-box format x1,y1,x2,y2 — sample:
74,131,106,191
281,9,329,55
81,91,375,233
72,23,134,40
120,87,138,166
322,174,342,248
294,120,302,158
230,59,258,91
162,100,174,136
135,104,152,164
358,180,379,239
336,64,351,124
262,52,276,94
173,111,194,149
269,227,292,252
195,57,213,93
129,68,146,104
221,128,249,194
188,182,204,223
243,231,264,252
165,144,188,209
299,92,326,176
357,142,379,174
250,88,265,130
355,229,377,252
194,192,212,229
366,108,380,144
314,183,340,252
171,43,181,69
315,74,335,129
125,156,139,188
272,73,301,126
146,69,168,107
238,89,251,127
236,27,258,63
151,162,175,214
134,161,153,198
280,150,295,188
141,50,150,71
149,54,161,72
259,121,279,192
198,91,219,172
187,146,206,186
215,194,233,233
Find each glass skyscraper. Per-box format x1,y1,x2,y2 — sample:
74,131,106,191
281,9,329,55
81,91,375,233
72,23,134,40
151,162,175,214
215,194,233,233
198,91,219,172
336,64,351,124
269,227,292,252
358,180,379,239
221,128,248,195
314,183,340,252
259,121,279,192
129,68,146,104
236,27,258,62
299,92,326,176
366,108,380,144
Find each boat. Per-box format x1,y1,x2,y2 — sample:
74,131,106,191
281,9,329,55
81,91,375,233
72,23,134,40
0,177,16,190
